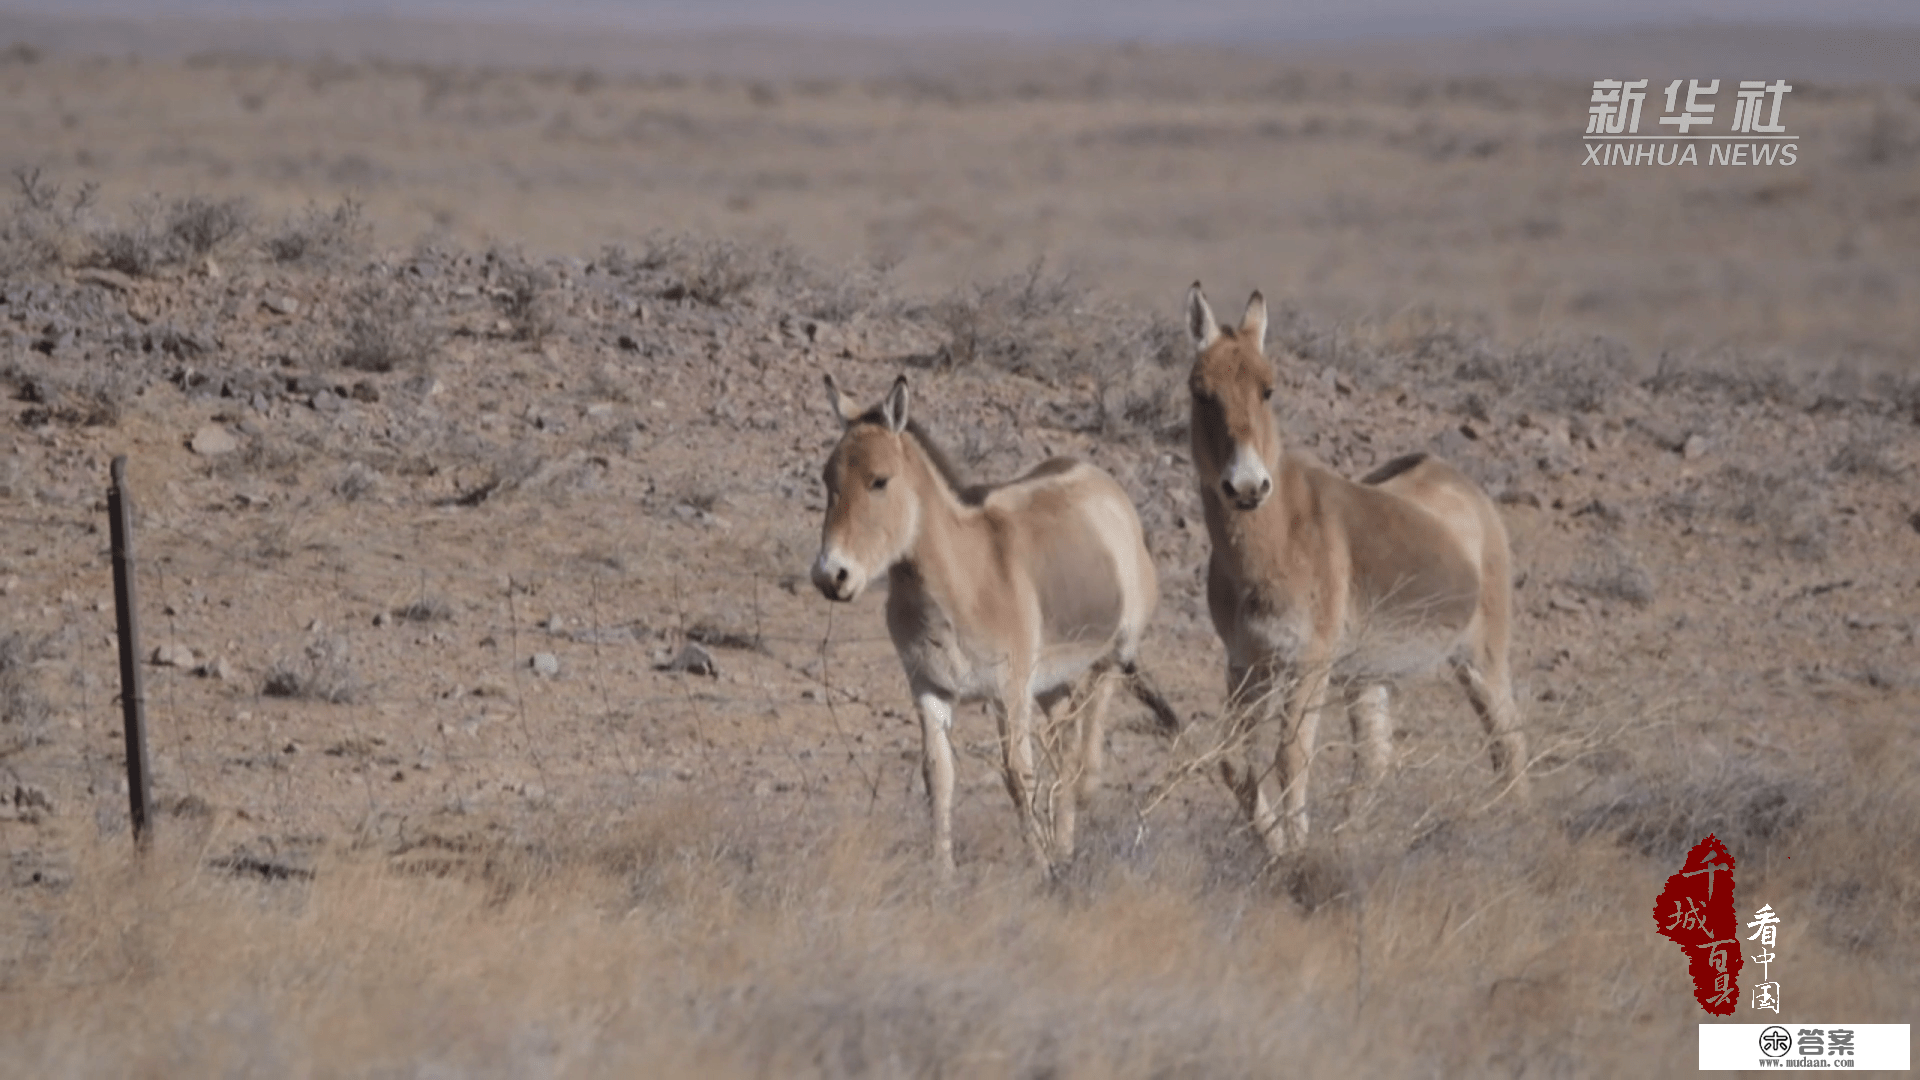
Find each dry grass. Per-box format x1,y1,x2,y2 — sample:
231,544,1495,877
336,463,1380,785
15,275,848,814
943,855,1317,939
6,711,1914,1078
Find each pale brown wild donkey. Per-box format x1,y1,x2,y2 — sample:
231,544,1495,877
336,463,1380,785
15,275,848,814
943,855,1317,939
812,375,1177,875
1183,284,1527,857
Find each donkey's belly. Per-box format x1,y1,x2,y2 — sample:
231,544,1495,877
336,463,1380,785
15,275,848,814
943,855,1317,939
1225,585,1467,680
885,582,1002,702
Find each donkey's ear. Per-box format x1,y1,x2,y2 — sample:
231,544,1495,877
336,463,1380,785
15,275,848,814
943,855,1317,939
1186,282,1220,353
880,375,910,434
823,373,861,427
1240,291,1267,354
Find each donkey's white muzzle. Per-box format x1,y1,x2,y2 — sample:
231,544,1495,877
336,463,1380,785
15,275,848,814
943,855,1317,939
1220,448,1273,511
811,550,864,602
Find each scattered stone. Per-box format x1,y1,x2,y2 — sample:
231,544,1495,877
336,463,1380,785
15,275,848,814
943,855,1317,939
14,783,53,815
311,389,342,413
658,642,718,677
190,424,238,456
150,642,196,668
74,267,135,292
372,611,390,627
1681,434,1708,460
261,294,300,316
192,656,233,681
530,652,560,677
1548,593,1587,614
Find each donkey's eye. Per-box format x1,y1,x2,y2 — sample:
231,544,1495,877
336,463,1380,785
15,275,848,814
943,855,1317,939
1261,386,1274,402
870,476,889,491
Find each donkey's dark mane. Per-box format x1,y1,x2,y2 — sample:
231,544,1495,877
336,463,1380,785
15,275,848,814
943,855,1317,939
852,411,985,506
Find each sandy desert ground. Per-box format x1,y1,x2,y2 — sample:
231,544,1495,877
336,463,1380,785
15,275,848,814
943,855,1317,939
0,21,1917,1077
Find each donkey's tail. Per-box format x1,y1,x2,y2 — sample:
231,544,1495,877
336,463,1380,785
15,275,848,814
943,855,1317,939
1121,662,1181,737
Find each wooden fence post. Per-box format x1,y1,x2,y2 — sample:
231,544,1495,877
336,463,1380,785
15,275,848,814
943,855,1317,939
108,456,153,849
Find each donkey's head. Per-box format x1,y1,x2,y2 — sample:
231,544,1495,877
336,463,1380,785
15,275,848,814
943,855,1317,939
1186,283,1276,511
813,374,922,602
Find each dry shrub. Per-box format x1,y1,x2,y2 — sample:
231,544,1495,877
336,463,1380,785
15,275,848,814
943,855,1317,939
650,236,770,306
1660,464,1831,561
90,194,251,276
0,166,98,277
339,278,439,372
265,197,370,266
486,249,560,341
1452,334,1635,415
930,260,1187,441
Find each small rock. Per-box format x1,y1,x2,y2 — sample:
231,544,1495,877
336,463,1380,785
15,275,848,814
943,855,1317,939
150,642,196,668
203,256,223,280
530,652,560,677
1548,593,1586,614
14,783,54,814
1681,434,1708,460
261,294,299,316
190,424,238,456
658,642,718,677
372,611,390,627
311,389,342,413
192,656,233,681
75,267,135,292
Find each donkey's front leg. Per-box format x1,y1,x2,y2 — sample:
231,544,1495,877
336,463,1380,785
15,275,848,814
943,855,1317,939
1271,654,1332,855
914,690,958,877
996,667,1054,874
1219,661,1286,852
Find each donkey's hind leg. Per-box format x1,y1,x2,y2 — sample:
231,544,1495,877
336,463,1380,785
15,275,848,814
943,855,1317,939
1051,667,1117,864
1348,683,1392,787
1453,645,1528,800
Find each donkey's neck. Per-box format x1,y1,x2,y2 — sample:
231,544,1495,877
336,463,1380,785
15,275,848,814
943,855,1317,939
895,434,996,610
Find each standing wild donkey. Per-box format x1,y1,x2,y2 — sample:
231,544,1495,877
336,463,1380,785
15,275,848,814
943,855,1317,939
1183,284,1527,857
813,375,1175,875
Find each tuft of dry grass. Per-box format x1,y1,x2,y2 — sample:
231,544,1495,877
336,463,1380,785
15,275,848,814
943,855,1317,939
261,637,361,704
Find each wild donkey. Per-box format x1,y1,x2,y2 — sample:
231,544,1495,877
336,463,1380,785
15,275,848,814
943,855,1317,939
813,375,1176,875
1183,284,1526,857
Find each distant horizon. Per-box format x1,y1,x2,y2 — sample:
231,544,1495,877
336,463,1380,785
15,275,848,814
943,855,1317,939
10,0,1920,43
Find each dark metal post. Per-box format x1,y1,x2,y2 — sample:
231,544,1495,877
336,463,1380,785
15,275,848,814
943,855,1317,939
108,456,152,848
